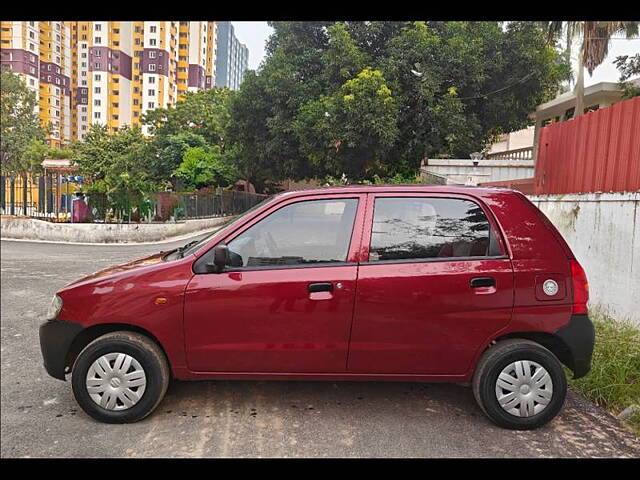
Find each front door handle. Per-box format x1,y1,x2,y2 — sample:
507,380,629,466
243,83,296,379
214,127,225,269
308,282,333,293
470,277,495,288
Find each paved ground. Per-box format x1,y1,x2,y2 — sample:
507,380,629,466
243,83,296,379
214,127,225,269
1,237,639,458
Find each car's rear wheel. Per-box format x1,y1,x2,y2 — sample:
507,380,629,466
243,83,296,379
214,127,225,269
71,332,170,423
472,339,567,430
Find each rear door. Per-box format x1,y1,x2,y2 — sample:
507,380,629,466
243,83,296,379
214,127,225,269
347,193,514,375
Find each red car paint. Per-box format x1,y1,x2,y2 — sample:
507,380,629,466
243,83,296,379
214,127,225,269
55,186,587,383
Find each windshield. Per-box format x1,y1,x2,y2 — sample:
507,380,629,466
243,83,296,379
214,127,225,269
163,195,274,260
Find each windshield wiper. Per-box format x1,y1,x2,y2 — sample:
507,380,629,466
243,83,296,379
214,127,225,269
177,240,199,258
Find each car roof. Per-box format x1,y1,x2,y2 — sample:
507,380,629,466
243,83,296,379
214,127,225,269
274,184,517,200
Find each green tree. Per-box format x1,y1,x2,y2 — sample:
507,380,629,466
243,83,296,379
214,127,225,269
1,72,46,174
228,21,568,185
295,67,399,179
148,131,208,188
143,87,235,146
70,124,156,195
614,53,640,98
174,146,236,191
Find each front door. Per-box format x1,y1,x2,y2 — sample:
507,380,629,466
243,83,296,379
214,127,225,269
347,193,514,375
184,194,366,373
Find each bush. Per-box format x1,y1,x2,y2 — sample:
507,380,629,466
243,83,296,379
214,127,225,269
568,311,640,435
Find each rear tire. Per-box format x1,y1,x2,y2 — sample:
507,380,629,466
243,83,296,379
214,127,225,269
71,331,170,423
472,339,567,430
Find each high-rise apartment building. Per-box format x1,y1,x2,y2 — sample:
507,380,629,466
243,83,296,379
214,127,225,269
1,21,220,145
215,21,248,91
1,21,73,147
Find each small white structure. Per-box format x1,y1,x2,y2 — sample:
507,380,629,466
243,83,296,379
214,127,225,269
420,158,534,186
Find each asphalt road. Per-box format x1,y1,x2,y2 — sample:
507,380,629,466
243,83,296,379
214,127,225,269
1,237,639,458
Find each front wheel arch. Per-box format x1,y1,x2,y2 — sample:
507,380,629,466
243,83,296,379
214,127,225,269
65,323,171,378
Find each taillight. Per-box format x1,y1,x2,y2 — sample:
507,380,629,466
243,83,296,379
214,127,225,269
570,259,589,314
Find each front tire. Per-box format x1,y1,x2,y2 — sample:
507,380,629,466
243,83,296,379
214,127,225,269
472,339,567,430
71,332,170,423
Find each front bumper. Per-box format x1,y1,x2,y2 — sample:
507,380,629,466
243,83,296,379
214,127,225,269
555,313,595,379
39,319,84,380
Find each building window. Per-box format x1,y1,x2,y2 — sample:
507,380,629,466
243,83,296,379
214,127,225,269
148,89,155,96
148,102,155,109
149,64,156,72
94,99,101,106
95,24,101,31
95,74,101,81
94,87,100,93
148,76,155,84
149,39,156,46
149,51,157,59
94,112,101,119
95,37,101,44
150,26,157,33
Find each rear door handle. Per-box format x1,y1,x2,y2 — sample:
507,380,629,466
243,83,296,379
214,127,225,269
470,277,495,288
308,282,333,293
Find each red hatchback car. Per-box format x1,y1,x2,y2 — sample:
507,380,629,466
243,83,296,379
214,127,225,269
40,185,594,429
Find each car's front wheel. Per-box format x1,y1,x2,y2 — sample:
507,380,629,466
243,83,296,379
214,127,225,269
472,339,567,430
71,331,170,423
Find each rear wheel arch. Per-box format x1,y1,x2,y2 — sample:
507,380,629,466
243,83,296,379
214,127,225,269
479,332,574,375
65,323,171,377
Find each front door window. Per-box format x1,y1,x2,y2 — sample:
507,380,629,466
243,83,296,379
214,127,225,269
227,198,359,268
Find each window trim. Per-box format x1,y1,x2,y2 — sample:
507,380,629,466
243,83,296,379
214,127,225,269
363,193,508,265
193,193,367,273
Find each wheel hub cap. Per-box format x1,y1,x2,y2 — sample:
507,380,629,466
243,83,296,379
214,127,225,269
495,360,553,418
86,352,146,411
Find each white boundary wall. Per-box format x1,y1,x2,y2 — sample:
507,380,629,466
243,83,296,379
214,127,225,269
0,216,232,244
528,192,639,327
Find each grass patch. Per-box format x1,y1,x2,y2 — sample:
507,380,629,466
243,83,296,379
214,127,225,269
568,311,640,435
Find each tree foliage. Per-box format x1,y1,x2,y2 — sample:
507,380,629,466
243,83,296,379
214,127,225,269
227,21,569,184
1,72,46,173
614,54,640,98
174,146,237,191
70,124,156,195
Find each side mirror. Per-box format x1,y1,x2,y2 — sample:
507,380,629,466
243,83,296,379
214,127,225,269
207,243,229,273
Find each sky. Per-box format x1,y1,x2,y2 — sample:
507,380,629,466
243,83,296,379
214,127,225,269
231,22,274,71
231,21,639,85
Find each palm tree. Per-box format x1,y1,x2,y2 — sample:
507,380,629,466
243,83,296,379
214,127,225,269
546,21,639,118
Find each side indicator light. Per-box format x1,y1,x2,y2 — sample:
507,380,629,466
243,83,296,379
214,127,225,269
155,297,168,305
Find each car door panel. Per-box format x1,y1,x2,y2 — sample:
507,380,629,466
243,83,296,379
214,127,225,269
183,194,367,373
184,266,358,372
348,259,514,374
347,192,515,375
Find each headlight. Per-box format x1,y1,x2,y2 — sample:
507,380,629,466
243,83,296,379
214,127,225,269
46,295,63,320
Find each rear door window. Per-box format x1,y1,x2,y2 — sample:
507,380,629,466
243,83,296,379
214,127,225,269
369,197,499,261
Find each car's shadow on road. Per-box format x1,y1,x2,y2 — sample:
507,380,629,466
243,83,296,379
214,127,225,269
159,378,486,421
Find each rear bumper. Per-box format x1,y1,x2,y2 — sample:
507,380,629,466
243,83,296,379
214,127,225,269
555,313,595,379
39,319,84,381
